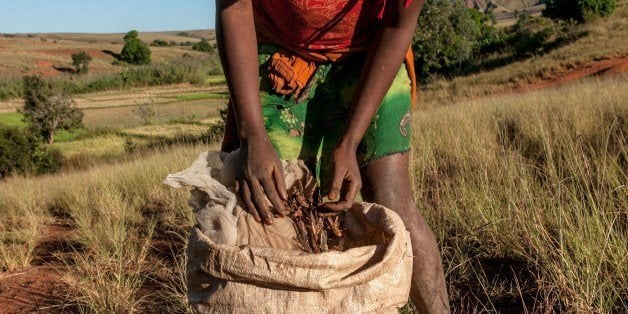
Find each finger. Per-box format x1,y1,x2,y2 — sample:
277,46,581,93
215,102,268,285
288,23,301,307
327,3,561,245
240,180,261,223
327,166,345,201
342,176,361,208
250,180,274,225
321,200,352,212
273,165,288,201
260,176,287,217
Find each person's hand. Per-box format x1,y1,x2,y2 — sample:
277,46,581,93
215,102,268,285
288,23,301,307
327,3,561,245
322,143,362,212
235,133,288,225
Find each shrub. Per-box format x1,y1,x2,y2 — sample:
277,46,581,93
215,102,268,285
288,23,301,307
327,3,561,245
543,0,616,22
0,77,23,100
71,51,92,74
136,103,156,125
151,39,170,47
120,30,151,65
192,38,214,53
0,126,62,178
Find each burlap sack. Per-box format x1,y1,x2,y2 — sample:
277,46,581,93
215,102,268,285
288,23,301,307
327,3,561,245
163,151,413,313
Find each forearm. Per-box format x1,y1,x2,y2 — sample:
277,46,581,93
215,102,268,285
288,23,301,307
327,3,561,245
339,1,423,150
216,0,265,142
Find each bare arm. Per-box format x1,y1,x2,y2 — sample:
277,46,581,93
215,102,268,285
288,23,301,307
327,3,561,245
324,0,424,211
216,0,287,224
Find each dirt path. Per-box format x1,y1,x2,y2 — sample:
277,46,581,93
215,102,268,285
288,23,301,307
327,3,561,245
0,222,76,313
515,56,628,93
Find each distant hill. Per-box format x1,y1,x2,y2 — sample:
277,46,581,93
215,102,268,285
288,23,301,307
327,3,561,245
0,30,216,78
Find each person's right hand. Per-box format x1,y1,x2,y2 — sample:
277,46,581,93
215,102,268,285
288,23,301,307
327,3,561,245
234,133,288,225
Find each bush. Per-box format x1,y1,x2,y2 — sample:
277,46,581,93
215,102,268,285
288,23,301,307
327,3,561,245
0,126,62,178
543,0,616,22
192,38,214,53
151,39,170,47
71,51,92,74
120,30,151,65
0,76,23,100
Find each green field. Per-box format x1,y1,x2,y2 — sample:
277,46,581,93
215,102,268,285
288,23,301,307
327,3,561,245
0,112,25,128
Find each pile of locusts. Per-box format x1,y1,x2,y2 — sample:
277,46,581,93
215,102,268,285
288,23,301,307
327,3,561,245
284,181,345,253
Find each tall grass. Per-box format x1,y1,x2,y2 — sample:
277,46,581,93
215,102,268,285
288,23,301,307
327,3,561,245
412,76,627,312
0,144,204,310
0,77,625,312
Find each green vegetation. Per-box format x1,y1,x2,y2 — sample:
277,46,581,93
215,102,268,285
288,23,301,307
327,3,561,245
71,51,92,75
192,38,214,53
413,0,502,78
0,112,27,128
151,38,171,47
0,54,223,101
412,0,622,80
120,30,151,65
0,126,61,178
544,0,617,22
21,76,83,144
0,77,22,100
174,92,229,101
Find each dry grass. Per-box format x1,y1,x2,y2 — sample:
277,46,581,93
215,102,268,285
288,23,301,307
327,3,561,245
122,123,212,138
412,75,627,312
1,75,625,312
81,99,224,129
0,144,205,310
0,35,209,77
1,9,627,312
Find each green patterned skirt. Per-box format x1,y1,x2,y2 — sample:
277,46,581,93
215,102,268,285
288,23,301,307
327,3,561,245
223,44,413,188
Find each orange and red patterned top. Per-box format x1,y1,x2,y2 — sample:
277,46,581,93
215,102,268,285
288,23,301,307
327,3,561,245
253,0,413,62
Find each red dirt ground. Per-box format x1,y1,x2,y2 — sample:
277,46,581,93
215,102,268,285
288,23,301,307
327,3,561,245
0,223,75,313
515,56,628,93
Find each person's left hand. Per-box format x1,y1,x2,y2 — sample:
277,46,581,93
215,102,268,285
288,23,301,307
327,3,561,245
321,144,362,212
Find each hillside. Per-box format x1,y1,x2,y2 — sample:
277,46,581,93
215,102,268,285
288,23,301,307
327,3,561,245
0,30,215,77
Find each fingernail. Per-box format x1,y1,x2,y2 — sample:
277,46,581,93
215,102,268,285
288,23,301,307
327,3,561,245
328,192,337,200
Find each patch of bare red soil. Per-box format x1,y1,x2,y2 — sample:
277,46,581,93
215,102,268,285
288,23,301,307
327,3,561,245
516,56,628,93
0,267,68,313
38,48,110,59
0,223,76,313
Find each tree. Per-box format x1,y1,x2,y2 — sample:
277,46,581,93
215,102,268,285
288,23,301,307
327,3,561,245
543,0,616,22
120,30,151,65
412,0,495,77
71,51,92,74
20,76,83,144
192,38,214,53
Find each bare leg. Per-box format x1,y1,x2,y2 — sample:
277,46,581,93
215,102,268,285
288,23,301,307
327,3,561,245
361,153,450,313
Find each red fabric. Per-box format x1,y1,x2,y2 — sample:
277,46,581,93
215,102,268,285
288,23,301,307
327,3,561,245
254,0,385,53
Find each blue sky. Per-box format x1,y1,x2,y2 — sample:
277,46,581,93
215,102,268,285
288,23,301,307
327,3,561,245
0,0,216,33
